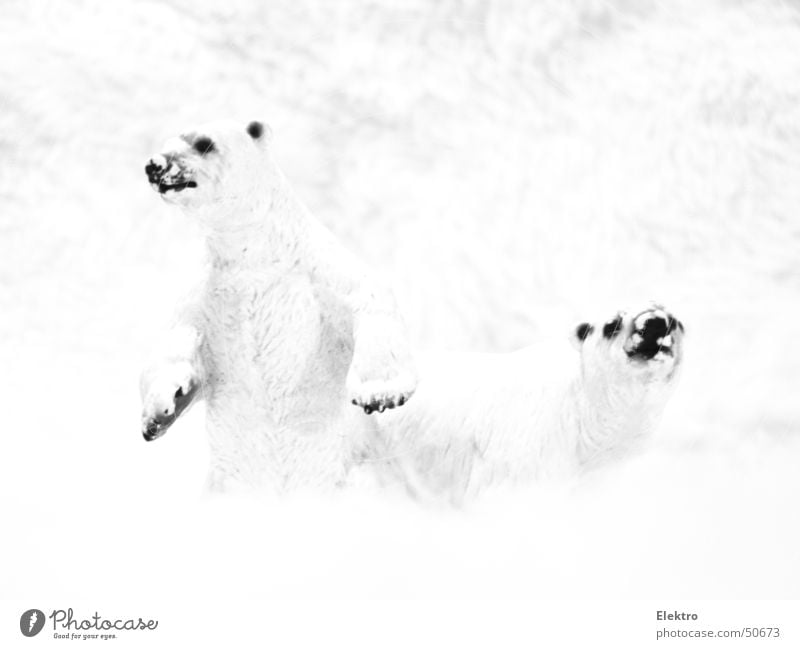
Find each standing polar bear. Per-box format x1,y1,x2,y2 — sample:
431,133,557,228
140,118,417,491
140,117,684,500
364,305,684,503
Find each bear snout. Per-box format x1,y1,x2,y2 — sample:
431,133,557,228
145,154,169,184
626,309,684,361
145,154,197,194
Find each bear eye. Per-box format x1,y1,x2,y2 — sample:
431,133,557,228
193,136,215,154
246,121,264,140
602,316,623,339
575,323,594,341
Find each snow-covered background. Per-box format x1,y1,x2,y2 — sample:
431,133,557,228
2,0,799,602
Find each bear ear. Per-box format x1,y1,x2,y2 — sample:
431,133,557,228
246,120,272,144
573,322,594,347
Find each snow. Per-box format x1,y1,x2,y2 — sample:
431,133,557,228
1,0,799,605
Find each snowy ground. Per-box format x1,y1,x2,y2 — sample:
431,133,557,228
1,0,799,605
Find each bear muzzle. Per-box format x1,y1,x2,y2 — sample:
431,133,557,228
624,308,684,361
145,154,198,194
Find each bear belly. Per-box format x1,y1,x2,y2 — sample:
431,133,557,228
368,347,580,500
199,271,356,489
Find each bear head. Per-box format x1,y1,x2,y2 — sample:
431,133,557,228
572,304,685,385
145,119,275,228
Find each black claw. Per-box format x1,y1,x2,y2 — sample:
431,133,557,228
364,405,373,415
398,396,406,406
387,402,396,409
351,399,357,405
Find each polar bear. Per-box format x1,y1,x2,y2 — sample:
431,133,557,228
360,305,685,503
139,119,417,492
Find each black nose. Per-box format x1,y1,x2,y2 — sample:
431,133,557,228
629,312,683,360
640,315,669,341
666,315,684,334
145,159,165,184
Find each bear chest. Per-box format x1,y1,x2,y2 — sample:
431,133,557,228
200,270,353,405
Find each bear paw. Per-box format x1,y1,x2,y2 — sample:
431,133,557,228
347,372,417,415
140,362,200,441
346,311,418,414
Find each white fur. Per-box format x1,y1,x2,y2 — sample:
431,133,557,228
362,307,684,504
140,122,682,501
140,119,417,492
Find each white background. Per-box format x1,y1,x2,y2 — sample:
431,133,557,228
1,600,797,648
1,0,799,641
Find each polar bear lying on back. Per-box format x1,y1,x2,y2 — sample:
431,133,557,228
139,118,684,499
140,118,417,492
363,305,684,503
